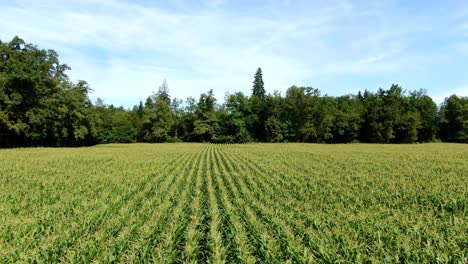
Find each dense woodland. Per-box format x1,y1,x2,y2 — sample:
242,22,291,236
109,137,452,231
1,37,467,147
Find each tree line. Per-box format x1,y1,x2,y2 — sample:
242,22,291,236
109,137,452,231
1,37,467,147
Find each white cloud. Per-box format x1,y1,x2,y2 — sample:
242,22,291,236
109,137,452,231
432,86,468,104
0,0,463,107
204,0,225,8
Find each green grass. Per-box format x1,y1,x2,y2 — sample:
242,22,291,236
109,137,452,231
0,143,466,263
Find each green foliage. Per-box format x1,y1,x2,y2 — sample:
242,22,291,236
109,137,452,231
438,95,468,143
0,36,95,147
141,80,175,142
265,116,287,142
409,89,438,142
1,38,466,146
193,90,219,142
264,91,288,142
333,95,364,143
252,67,265,100
221,92,252,143
249,68,268,141
358,85,438,143
284,86,323,142
94,99,138,143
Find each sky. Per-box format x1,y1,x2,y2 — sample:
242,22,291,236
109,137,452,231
1,0,467,108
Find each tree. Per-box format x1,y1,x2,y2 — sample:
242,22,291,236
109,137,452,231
284,86,321,142
171,97,183,140
264,91,289,142
141,79,175,142
438,95,468,143
359,90,382,143
252,67,265,100
359,85,422,143
333,95,364,143
0,36,96,147
314,96,336,142
57,80,97,146
249,68,267,141
379,84,404,143
193,90,219,142
179,96,197,141
221,92,252,142
2,37,463,146
409,89,438,142
396,110,421,143
94,99,138,143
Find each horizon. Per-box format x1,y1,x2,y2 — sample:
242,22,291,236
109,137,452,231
1,0,467,108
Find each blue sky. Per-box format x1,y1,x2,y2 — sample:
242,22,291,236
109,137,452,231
1,0,467,107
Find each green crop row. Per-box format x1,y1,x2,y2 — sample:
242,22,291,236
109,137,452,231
0,143,466,263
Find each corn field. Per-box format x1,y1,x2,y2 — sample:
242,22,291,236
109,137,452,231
0,143,466,263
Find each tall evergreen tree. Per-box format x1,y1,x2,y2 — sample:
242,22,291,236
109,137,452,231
249,68,267,141
252,67,265,100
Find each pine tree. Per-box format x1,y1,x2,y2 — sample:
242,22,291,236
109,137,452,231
249,67,267,141
252,67,265,100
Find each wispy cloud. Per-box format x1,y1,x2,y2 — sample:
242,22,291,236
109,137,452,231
432,86,468,105
0,0,466,106
204,0,225,8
